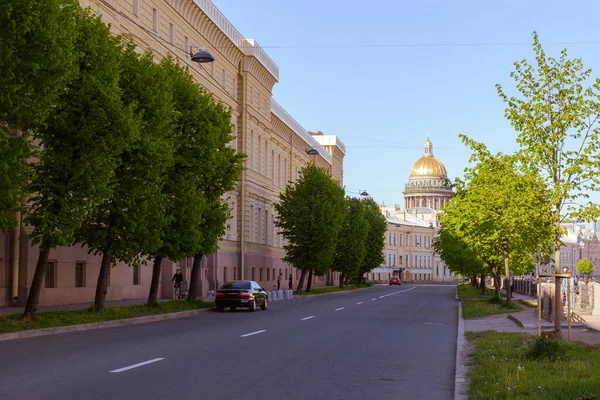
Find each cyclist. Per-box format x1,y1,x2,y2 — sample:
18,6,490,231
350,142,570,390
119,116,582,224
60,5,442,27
172,269,183,298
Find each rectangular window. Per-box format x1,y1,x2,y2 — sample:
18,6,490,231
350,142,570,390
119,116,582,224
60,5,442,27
249,130,254,168
393,233,396,246
258,93,262,111
133,0,140,16
169,23,175,44
45,261,56,288
267,268,270,281
399,255,403,265
271,149,274,182
264,98,268,115
278,154,281,187
75,262,85,287
233,77,237,97
222,68,226,89
258,135,262,172
152,8,159,33
250,86,254,104
184,36,189,56
250,205,255,242
223,267,228,282
264,141,268,175
284,158,288,184
133,265,140,285
0,258,5,288
251,268,255,280
265,210,269,245
258,207,262,243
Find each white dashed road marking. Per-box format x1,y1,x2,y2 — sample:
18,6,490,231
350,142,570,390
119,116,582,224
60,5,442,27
424,322,445,326
301,316,315,321
335,307,344,311
356,302,363,305
371,298,377,301
110,358,164,373
240,330,267,337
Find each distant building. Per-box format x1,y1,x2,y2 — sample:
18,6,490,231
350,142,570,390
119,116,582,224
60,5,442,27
373,138,457,283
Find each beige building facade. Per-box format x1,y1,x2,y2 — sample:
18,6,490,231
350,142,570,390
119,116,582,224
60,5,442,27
0,0,345,306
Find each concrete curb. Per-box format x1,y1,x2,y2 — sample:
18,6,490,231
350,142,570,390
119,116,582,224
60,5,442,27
454,302,469,400
0,307,214,342
294,286,375,299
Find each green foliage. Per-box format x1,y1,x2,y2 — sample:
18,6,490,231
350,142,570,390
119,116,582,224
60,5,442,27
0,133,31,230
526,336,566,361
576,258,594,275
358,197,386,279
0,0,79,130
332,197,369,280
25,9,135,250
439,139,554,291
152,58,244,262
497,31,600,255
275,164,346,276
77,45,175,266
0,0,79,230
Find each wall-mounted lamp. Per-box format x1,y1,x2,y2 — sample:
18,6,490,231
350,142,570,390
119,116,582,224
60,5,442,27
190,47,215,63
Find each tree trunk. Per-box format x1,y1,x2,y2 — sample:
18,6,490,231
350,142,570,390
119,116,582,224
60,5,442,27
306,269,313,291
296,269,307,292
502,241,512,306
554,246,562,337
339,273,345,288
493,275,501,298
187,253,203,302
94,251,112,311
481,272,487,296
471,275,478,287
147,256,163,306
23,247,50,320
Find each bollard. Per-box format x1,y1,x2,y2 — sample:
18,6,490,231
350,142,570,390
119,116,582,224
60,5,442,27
277,290,284,300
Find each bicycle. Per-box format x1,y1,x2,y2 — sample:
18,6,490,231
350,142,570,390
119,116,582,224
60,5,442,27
173,282,184,300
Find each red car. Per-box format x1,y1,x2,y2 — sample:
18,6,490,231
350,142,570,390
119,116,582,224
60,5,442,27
389,276,401,285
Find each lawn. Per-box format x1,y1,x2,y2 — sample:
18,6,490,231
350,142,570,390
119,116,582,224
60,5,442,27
457,283,493,299
467,331,600,399
462,298,522,319
294,283,372,296
0,300,215,334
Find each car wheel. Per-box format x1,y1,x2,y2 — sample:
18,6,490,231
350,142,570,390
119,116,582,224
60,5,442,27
248,300,256,312
261,297,268,311
217,305,224,312
230,307,236,312
389,283,392,286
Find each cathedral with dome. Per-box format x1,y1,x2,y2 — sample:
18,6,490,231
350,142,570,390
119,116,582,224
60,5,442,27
404,138,452,211
374,137,457,283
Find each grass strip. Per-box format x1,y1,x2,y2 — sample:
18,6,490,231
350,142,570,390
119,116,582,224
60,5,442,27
0,300,215,334
467,331,600,399
462,297,522,319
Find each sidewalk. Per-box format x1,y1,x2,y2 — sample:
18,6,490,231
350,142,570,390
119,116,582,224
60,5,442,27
464,291,600,345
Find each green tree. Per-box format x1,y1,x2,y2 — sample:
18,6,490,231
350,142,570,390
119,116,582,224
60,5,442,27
445,137,554,305
332,197,369,287
434,223,486,292
0,0,79,229
77,46,176,310
576,258,594,276
275,164,345,292
0,0,79,130
497,31,600,322
23,10,135,319
356,197,386,283
145,59,243,305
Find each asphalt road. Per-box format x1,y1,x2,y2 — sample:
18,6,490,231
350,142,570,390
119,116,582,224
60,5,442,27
0,284,458,400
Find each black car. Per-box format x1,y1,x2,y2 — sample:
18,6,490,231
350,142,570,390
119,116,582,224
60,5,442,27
215,280,268,312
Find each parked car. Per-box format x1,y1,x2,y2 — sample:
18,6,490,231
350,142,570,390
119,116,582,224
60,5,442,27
215,281,268,312
389,276,401,286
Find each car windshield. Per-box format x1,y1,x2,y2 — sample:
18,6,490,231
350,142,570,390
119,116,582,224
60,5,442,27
221,281,251,290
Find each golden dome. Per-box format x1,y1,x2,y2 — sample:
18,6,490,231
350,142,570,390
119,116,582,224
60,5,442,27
409,138,448,177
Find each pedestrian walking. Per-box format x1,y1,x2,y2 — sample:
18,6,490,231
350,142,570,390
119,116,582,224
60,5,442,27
288,273,293,290
277,272,282,290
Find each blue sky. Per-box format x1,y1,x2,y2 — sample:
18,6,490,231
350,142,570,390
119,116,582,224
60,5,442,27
213,0,600,206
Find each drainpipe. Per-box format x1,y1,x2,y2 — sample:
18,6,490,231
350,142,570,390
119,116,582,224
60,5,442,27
11,211,21,303
239,63,248,280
